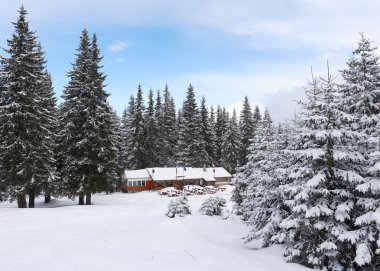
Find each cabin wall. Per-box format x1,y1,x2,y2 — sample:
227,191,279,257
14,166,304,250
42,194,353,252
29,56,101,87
122,180,153,192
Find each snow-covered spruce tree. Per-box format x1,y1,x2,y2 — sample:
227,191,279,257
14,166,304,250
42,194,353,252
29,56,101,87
253,105,262,126
208,106,218,163
143,89,157,167
167,194,191,218
340,34,380,268
241,109,293,247
160,85,177,166
120,95,136,170
59,30,117,205
131,84,146,169
233,108,274,220
200,96,217,165
282,68,363,270
0,6,57,208
239,96,255,166
220,109,241,174
153,89,164,166
200,196,227,216
177,85,209,166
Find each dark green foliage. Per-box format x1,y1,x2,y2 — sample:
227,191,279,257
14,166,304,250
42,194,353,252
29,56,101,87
177,85,209,167
200,97,217,165
59,30,117,204
0,6,57,208
143,90,156,167
239,96,255,165
220,109,241,174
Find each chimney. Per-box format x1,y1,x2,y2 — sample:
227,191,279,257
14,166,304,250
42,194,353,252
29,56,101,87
203,164,206,172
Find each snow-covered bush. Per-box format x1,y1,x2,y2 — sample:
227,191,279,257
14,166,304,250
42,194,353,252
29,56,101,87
199,196,226,216
166,195,191,218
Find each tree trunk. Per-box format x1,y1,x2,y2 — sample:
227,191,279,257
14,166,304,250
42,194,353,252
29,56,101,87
28,191,35,208
85,193,91,205
17,193,27,208
78,193,84,205
44,195,51,203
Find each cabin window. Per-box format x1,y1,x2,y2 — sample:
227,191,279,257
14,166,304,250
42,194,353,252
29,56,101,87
127,180,146,187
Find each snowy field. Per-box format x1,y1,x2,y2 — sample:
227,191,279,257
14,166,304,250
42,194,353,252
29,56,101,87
0,186,309,271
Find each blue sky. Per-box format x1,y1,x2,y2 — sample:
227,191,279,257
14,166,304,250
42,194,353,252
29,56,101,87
1,0,380,122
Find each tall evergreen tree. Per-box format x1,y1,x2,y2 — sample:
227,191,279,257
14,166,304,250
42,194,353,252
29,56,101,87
340,34,380,268
239,96,255,166
131,84,146,169
59,30,117,205
161,86,177,166
177,84,208,166
0,6,57,208
282,69,363,270
153,89,164,166
220,109,241,174
208,106,218,163
143,89,156,167
120,95,136,169
253,105,262,127
200,96,216,165
240,109,293,247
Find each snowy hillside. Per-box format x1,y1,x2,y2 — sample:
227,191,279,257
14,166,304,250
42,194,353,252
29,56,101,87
0,186,309,271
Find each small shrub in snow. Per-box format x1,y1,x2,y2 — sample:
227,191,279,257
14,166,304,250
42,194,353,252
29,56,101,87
166,195,191,218
200,196,226,216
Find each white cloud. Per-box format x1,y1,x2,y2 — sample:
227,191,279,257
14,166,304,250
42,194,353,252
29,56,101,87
105,57,128,64
108,41,130,52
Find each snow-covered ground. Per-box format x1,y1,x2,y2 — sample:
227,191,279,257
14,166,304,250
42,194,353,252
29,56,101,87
0,186,310,271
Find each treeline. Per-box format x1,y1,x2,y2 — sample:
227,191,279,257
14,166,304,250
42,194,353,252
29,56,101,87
118,85,264,174
0,6,266,208
232,33,380,270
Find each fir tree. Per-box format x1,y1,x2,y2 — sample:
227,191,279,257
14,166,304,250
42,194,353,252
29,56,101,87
241,109,293,247
200,96,216,165
340,34,380,268
220,109,241,174
143,89,156,167
253,105,262,127
131,84,146,169
239,96,255,166
153,89,164,166
120,95,136,169
282,68,363,270
160,85,177,166
177,84,208,166
0,6,57,208
215,106,229,163
59,30,117,205
208,106,218,163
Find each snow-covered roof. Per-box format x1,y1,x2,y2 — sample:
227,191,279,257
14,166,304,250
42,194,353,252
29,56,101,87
210,167,232,178
124,169,151,180
123,167,231,182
